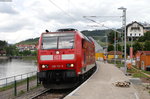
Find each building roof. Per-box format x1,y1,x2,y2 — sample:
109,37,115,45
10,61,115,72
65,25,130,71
136,51,150,55
88,37,104,53
126,21,144,29
136,51,144,54
141,51,150,55
16,44,36,47
108,51,123,55
0,50,6,54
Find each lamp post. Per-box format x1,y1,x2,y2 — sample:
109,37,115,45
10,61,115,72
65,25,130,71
104,35,108,63
104,34,108,55
118,7,127,74
114,32,116,65
130,34,133,64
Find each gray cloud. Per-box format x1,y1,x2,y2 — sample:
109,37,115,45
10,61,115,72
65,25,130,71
0,3,18,14
0,19,30,32
1,0,150,44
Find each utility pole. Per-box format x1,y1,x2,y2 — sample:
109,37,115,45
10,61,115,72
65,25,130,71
104,34,108,55
103,34,108,63
106,34,108,56
130,35,133,64
114,32,116,65
118,7,127,74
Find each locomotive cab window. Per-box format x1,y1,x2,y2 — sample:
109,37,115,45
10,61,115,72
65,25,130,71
59,36,74,49
42,33,75,49
42,37,57,49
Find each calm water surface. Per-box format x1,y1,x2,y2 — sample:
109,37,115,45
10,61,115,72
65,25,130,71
0,59,37,79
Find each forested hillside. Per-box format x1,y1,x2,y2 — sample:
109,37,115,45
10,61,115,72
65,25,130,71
16,37,39,45
16,29,111,45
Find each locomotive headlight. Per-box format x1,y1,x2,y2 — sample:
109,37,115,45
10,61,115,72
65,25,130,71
42,65,45,68
70,64,74,67
66,64,74,68
56,51,59,54
42,65,48,68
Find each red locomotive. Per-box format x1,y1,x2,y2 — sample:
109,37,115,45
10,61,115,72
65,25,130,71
37,28,96,88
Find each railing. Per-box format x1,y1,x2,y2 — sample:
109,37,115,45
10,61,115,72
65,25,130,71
107,58,122,64
0,71,37,87
0,71,39,98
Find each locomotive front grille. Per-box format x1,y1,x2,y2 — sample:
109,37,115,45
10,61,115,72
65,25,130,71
38,70,76,83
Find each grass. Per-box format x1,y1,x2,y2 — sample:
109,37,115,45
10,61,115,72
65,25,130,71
22,56,37,60
30,84,41,90
116,63,124,68
108,60,124,68
109,60,150,78
111,61,150,94
142,70,150,75
18,90,25,96
132,72,149,78
127,68,149,78
0,75,37,92
0,83,15,92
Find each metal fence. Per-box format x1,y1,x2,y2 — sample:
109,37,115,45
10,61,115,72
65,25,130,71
0,71,38,98
107,59,122,64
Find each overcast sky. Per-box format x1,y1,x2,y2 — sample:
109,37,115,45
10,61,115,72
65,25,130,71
0,0,150,44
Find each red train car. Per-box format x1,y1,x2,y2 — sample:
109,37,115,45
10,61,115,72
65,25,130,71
37,29,96,88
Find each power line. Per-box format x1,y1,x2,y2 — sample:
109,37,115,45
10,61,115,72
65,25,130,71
83,16,121,18
48,0,77,21
83,16,121,33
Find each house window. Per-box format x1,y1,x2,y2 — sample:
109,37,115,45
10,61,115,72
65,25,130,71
130,33,132,36
139,28,141,32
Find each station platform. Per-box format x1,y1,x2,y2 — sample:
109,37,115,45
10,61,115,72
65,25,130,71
64,61,140,99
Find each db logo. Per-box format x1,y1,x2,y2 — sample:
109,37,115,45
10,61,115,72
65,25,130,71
53,55,61,60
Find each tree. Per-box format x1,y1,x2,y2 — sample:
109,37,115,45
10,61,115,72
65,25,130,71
0,40,7,50
108,44,114,51
22,50,31,56
107,31,115,44
107,31,120,44
138,31,150,42
116,44,122,51
138,36,145,42
0,41,21,56
133,42,143,54
31,51,37,56
126,44,130,55
144,41,150,51
5,45,19,56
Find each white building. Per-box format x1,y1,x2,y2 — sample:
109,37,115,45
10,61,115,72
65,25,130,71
16,44,36,52
127,21,144,38
142,22,150,33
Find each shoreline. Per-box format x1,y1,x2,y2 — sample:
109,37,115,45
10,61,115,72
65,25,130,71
0,56,9,60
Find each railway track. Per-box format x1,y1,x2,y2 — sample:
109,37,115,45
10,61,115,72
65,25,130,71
31,88,73,99
31,66,97,99
31,88,51,99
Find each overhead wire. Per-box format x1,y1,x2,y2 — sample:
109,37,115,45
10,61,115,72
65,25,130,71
48,0,122,31
48,0,78,22
83,16,121,33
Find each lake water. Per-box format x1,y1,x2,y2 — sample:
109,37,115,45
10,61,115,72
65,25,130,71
0,59,37,79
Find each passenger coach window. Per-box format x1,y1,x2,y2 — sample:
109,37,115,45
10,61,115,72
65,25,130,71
59,36,74,49
42,37,57,49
